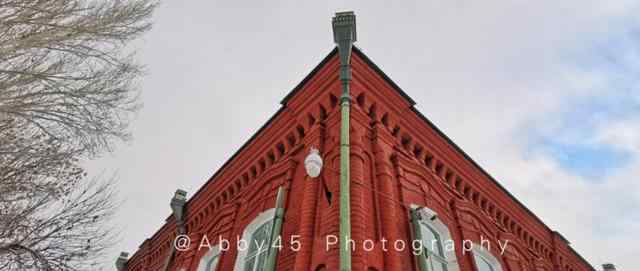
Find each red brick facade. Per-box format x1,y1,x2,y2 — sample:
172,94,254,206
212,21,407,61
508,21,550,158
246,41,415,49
124,47,594,271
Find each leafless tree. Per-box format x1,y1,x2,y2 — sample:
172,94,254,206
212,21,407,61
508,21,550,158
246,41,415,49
0,0,157,270
0,0,156,155
0,177,119,270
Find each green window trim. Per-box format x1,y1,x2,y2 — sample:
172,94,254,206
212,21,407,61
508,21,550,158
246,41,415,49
410,208,430,271
197,245,221,271
410,205,460,271
233,209,276,271
471,246,503,271
234,186,287,271
244,221,273,271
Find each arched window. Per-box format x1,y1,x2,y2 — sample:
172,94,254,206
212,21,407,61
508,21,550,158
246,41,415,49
421,223,448,271
234,209,275,271
196,245,221,271
411,205,460,271
472,245,503,271
244,221,272,271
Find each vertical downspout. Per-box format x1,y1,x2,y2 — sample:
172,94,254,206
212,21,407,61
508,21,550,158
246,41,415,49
332,11,357,271
264,186,286,270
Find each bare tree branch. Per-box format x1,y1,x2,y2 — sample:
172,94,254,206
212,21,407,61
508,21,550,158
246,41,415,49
0,177,120,270
0,0,156,156
0,1,157,270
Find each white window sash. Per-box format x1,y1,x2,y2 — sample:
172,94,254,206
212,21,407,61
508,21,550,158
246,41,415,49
197,245,221,271
472,245,504,271
410,204,460,271
234,208,277,271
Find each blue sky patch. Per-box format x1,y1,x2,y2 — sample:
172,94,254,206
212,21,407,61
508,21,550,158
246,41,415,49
527,97,637,181
529,26,640,181
540,140,631,180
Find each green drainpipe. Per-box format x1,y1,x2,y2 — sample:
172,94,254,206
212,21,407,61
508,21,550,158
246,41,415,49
410,208,430,271
332,11,357,271
264,186,286,271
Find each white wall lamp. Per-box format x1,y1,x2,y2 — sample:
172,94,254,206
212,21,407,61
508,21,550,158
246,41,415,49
304,148,323,178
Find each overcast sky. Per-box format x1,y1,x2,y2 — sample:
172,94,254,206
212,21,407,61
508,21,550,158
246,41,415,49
85,1,640,269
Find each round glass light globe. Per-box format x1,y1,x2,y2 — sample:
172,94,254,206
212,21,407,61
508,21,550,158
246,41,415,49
304,148,323,178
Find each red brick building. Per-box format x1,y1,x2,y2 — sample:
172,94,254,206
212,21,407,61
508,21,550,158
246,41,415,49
118,16,594,271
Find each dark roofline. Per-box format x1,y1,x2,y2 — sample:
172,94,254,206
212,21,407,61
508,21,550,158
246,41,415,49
568,243,594,270
147,47,340,247
554,230,571,244
142,46,593,270
280,47,338,105
157,105,287,229
188,46,408,211
351,46,417,105
280,46,417,106
351,47,551,227
184,108,284,209
186,47,341,213
353,47,594,271
412,107,593,270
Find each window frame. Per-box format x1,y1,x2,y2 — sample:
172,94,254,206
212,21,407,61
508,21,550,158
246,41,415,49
410,204,460,271
243,221,272,271
471,245,504,271
421,223,448,270
233,208,276,271
196,245,221,271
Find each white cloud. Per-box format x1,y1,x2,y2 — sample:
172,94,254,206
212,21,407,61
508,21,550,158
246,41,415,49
596,118,640,153
374,1,640,269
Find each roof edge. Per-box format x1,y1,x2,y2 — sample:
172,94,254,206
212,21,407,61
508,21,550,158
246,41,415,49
130,44,594,271
132,47,342,257
280,47,338,105
351,46,416,105
190,47,341,209
353,46,594,270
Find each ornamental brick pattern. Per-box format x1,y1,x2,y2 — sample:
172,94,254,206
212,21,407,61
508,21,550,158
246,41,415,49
124,47,593,271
